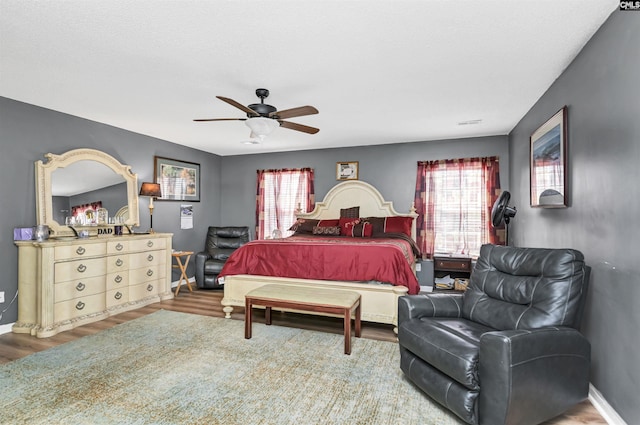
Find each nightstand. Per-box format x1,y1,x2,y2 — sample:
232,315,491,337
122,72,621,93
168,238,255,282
433,255,472,292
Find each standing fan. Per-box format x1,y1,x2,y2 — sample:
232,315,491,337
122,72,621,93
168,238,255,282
491,191,517,245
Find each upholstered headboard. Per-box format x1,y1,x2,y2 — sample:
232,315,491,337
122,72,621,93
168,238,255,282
297,180,418,241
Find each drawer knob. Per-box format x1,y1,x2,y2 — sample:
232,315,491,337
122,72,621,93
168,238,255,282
76,246,86,255
114,291,123,300
116,258,124,267
147,254,154,262
147,240,154,248
77,264,87,273
116,243,124,251
75,301,85,310
146,269,154,277
75,282,85,291
147,284,153,292
114,275,123,283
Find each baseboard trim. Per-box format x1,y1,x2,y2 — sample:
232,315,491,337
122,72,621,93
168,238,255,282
589,383,627,425
0,322,14,335
171,276,196,289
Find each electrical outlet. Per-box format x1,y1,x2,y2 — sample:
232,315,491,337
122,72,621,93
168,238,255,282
0,291,4,303
415,263,422,272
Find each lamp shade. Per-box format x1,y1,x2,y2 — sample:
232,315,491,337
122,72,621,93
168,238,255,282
139,182,162,198
245,117,279,139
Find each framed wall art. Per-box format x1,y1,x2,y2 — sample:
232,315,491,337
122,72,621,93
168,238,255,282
530,106,568,208
154,156,200,202
336,161,359,180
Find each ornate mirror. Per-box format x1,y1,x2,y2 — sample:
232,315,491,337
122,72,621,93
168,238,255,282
35,148,140,237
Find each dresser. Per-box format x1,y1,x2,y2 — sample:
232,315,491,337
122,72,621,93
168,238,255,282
13,233,173,338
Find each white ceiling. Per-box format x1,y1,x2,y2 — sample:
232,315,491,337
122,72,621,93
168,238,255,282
0,0,618,156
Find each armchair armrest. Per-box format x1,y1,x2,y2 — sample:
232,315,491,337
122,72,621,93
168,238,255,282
479,327,590,425
195,250,212,262
398,293,464,325
195,250,213,287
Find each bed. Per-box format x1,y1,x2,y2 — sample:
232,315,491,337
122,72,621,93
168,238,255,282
219,180,419,326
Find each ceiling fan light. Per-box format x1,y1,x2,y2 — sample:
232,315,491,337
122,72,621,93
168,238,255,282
245,117,279,138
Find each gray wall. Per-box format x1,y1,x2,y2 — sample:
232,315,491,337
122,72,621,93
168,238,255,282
508,11,639,424
0,97,223,325
220,136,509,285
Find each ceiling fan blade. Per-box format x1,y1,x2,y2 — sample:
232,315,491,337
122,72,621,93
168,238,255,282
279,120,320,134
216,96,260,117
193,118,247,122
270,105,318,120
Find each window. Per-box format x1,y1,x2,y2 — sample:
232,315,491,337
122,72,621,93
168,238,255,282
256,168,315,240
414,157,501,258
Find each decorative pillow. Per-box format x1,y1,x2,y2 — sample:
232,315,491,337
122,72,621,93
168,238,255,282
362,216,413,237
364,217,385,235
339,217,359,236
349,221,373,238
289,218,340,234
339,217,372,237
340,206,360,219
312,225,341,236
383,216,413,237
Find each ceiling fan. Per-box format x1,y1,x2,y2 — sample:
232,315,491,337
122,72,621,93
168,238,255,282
194,88,319,141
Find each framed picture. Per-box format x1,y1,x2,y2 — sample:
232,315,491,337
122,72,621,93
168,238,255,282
154,156,200,202
336,161,359,180
530,106,568,208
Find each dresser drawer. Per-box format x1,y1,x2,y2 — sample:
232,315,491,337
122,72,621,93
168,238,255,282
434,258,471,272
54,276,105,303
130,280,160,301
55,257,107,281
107,255,129,273
107,240,129,255
106,271,129,290
129,264,165,285
55,293,106,322
55,243,106,260
129,238,166,252
106,287,129,308
129,251,164,269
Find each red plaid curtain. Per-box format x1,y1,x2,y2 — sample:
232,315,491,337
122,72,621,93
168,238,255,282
414,157,501,259
256,168,315,240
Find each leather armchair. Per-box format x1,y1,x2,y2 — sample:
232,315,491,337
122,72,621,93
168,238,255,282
195,226,250,289
398,244,591,425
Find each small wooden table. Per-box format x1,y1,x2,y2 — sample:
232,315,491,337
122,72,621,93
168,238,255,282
172,251,194,296
245,284,361,355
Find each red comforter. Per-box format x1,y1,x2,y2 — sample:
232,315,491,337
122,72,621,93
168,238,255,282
218,235,420,294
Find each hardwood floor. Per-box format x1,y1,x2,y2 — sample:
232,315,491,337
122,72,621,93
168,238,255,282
0,287,607,424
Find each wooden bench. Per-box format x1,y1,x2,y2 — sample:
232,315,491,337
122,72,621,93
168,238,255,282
244,284,361,355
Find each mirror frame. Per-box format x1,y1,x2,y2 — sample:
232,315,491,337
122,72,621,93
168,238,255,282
36,148,140,237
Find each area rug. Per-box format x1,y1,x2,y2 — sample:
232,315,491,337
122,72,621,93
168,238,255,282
0,310,463,425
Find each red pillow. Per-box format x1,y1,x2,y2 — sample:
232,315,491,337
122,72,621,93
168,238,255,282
383,216,413,237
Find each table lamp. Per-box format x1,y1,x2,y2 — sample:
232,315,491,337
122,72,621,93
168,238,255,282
139,182,162,233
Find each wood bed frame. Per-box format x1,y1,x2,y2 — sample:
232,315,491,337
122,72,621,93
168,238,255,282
220,180,418,326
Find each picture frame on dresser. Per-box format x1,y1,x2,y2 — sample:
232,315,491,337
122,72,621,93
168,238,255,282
530,106,568,208
154,156,200,202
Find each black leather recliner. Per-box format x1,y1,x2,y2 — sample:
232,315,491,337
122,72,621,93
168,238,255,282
195,226,250,289
398,244,591,425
